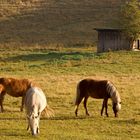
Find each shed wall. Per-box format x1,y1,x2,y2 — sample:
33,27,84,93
97,30,131,52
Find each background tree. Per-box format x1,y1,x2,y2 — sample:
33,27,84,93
120,0,140,47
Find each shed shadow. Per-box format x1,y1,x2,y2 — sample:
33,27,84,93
4,51,97,62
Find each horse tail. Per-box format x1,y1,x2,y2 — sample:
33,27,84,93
41,105,55,118
75,82,81,105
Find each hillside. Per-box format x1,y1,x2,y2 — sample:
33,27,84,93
0,0,126,47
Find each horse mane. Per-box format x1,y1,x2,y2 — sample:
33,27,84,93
106,81,121,103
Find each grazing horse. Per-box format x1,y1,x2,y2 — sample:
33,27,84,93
75,79,121,117
24,86,54,135
0,77,33,112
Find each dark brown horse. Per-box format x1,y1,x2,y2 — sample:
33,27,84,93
75,78,121,117
0,77,33,112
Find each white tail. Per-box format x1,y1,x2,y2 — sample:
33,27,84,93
41,105,55,118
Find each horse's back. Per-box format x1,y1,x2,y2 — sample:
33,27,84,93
78,79,109,98
0,77,31,97
25,87,47,112
9,78,31,94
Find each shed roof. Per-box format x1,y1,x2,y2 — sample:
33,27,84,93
94,28,122,32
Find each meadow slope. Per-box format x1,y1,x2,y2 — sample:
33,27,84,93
0,0,126,46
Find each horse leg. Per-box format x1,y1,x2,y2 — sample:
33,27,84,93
0,92,6,112
83,97,90,116
37,127,40,134
27,124,30,131
101,99,109,117
27,116,30,131
37,113,41,134
20,96,25,112
37,119,40,134
104,99,109,117
101,99,105,116
75,95,84,117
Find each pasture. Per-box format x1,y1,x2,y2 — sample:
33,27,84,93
0,46,140,140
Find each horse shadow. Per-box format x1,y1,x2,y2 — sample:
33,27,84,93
41,115,95,121
0,117,25,121
0,128,26,137
110,118,140,125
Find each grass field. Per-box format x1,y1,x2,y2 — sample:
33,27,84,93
0,46,140,140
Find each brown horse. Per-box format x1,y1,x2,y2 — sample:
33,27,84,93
0,77,33,112
75,78,121,117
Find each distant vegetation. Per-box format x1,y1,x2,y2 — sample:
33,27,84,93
0,0,126,47
119,0,140,47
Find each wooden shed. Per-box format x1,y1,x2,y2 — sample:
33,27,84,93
95,28,132,53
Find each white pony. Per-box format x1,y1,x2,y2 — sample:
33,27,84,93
24,86,54,135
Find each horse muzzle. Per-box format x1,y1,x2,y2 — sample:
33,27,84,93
32,131,37,136
32,127,39,136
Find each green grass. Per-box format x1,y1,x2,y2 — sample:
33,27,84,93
0,46,140,140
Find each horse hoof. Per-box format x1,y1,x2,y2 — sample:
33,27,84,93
0,109,4,113
86,113,90,116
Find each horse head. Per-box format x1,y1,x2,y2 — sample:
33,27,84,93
112,101,121,117
27,107,40,136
